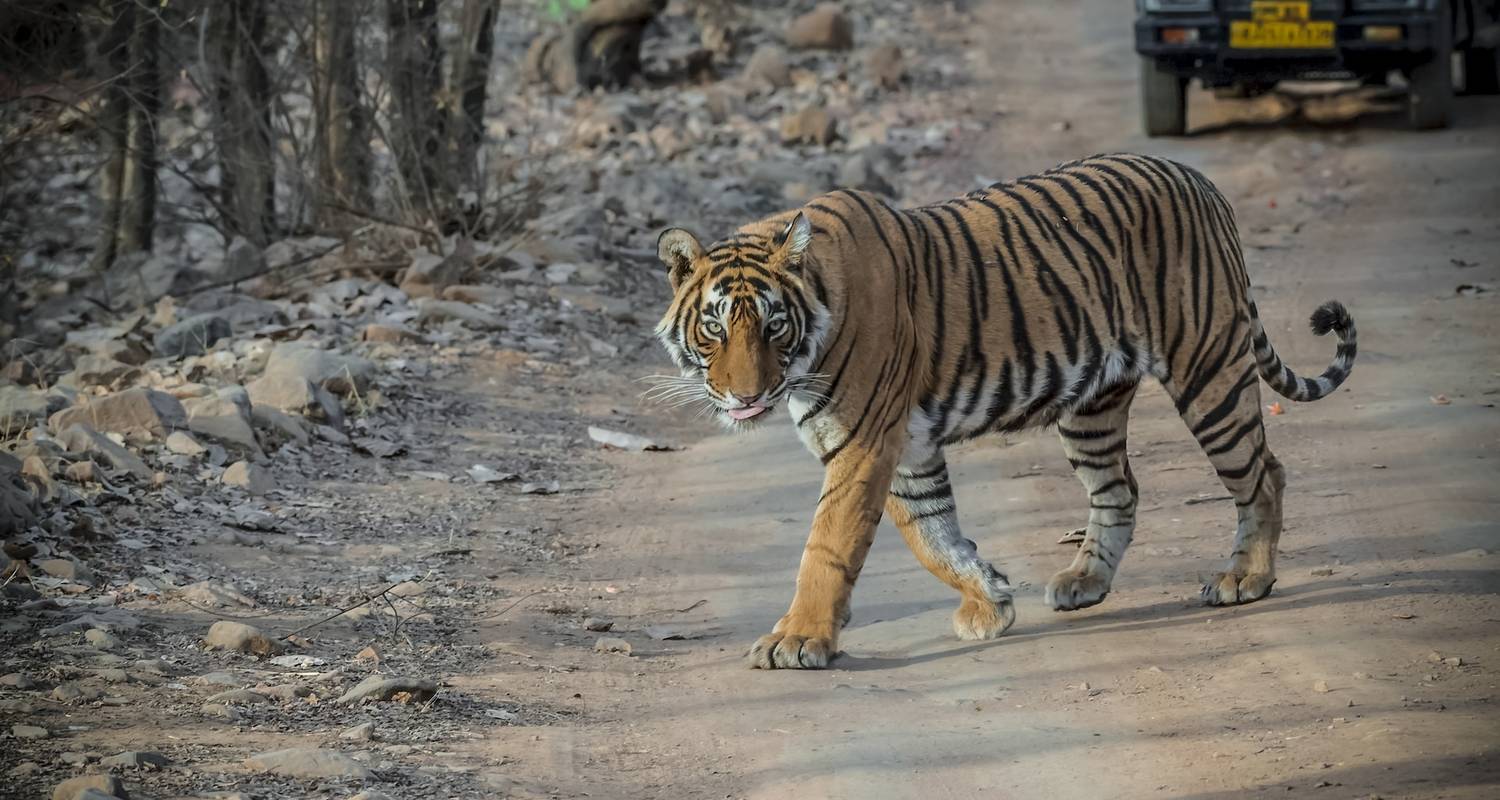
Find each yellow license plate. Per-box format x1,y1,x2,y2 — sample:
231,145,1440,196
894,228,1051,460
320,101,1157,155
1231,1,1335,49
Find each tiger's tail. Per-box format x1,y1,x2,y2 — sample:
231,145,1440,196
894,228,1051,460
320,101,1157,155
1251,300,1357,402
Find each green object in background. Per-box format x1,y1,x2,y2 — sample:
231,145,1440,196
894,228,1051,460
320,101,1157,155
543,0,590,21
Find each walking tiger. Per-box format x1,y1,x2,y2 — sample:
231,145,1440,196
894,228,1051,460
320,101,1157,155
651,154,1356,669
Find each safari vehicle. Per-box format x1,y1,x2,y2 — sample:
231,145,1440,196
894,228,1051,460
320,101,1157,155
1134,0,1500,134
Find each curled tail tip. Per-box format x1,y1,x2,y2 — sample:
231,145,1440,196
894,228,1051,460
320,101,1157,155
1309,300,1351,337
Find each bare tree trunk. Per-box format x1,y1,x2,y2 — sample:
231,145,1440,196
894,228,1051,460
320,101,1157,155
448,0,497,203
313,0,371,231
208,0,275,245
386,0,447,220
91,0,159,271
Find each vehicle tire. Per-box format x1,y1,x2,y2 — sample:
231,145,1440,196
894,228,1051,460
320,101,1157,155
1140,57,1187,137
1463,47,1500,94
1407,50,1454,129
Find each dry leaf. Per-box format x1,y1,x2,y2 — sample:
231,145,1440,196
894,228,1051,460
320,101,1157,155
1267,402,1285,415
1430,394,1451,405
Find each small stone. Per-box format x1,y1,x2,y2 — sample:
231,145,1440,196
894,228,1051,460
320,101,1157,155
154,312,232,358
57,426,151,480
203,620,283,656
85,628,121,650
38,557,94,584
100,750,169,770
63,460,97,484
1352,671,1370,680
1428,651,1444,663
244,747,373,779
12,723,49,739
246,374,344,428
50,774,128,800
206,688,270,704
340,721,376,741
583,617,613,632
354,644,382,663
415,298,505,331
1,672,36,689
200,702,241,721
49,387,187,441
781,106,837,145
164,431,207,456
441,284,513,307
336,675,438,705
183,393,262,457
261,342,373,397
1310,567,1336,576
360,323,423,344
222,460,275,495
863,43,904,89
743,46,792,89
1313,680,1331,693
1444,656,1464,666
594,637,632,655
785,3,853,50
181,580,256,608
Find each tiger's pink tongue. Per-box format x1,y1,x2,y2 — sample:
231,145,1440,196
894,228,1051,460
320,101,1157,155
727,405,767,421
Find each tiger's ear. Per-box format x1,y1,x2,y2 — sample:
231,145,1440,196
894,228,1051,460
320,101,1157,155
657,228,705,289
772,212,812,272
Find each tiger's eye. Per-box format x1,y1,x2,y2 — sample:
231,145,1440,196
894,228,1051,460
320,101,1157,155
704,320,724,337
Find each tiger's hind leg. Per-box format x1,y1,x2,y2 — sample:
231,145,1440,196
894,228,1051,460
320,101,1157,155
886,444,1016,641
1047,383,1141,611
1167,356,1287,605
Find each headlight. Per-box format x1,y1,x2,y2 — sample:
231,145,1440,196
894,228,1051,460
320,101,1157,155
1142,0,1213,12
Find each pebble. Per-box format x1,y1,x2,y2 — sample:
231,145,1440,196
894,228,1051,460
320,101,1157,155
203,620,284,656
340,721,376,741
100,750,169,770
165,430,208,456
37,557,94,584
786,3,854,50
206,688,270,704
51,774,129,800
1313,679,1331,693
583,617,613,632
13,723,49,739
594,637,632,655
221,460,276,495
1,672,36,689
336,675,438,705
85,628,121,650
243,747,373,779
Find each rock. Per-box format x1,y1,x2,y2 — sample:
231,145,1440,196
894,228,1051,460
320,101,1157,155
336,675,439,705
38,558,94,584
246,374,342,428
1310,567,1336,576
221,237,266,283
743,46,792,89
59,354,137,389
49,388,187,441
1,672,36,689
340,721,376,741
51,774,129,800
587,426,672,451
183,393,262,457
863,43,904,89
526,0,666,92
399,243,473,299
181,580,256,608
786,4,854,50
415,298,505,331
1313,679,1331,693
583,617,613,632
221,460,275,495
360,324,423,344
57,426,151,480
200,702,241,721
781,106,837,145
2,358,39,385
99,751,168,770
243,748,373,780
63,460,97,483
84,628,121,649
12,723,49,739
839,146,900,197
1444,656,1464,666
549,287,635,322
154,313,232,358
594,637,632,655
262,343,373,397
1,457,39,536
0,384,50,429
441,284,513,307
203,620,283,656
249,404,311,446
206,688,270,704
165,431,207,456
19,453,57,502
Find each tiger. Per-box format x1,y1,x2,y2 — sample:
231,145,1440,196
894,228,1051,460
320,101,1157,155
651,153,1356,670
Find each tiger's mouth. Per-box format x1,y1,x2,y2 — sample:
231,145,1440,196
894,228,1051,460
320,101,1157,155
723,400,775,425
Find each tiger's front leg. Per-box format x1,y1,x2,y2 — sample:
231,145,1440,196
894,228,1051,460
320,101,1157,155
747,439,899,670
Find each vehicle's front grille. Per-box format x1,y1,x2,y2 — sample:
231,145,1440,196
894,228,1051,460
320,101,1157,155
1219,0,1343,12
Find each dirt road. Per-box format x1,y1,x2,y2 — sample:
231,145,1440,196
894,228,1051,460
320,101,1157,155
527,2,1500,798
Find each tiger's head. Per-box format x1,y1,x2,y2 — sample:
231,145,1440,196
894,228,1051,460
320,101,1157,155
652,212,830,429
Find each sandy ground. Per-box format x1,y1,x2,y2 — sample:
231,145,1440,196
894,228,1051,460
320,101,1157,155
509,2,1500,798
5,1,1497,798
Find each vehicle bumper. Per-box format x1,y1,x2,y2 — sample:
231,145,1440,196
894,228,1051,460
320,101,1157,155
1135,13,1440,80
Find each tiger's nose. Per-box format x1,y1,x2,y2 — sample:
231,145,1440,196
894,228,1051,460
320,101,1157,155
728,391,763,407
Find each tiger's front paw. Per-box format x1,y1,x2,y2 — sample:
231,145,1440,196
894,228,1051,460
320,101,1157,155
746,629,837,670
1045,568,1112,611
952,594,1017,640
